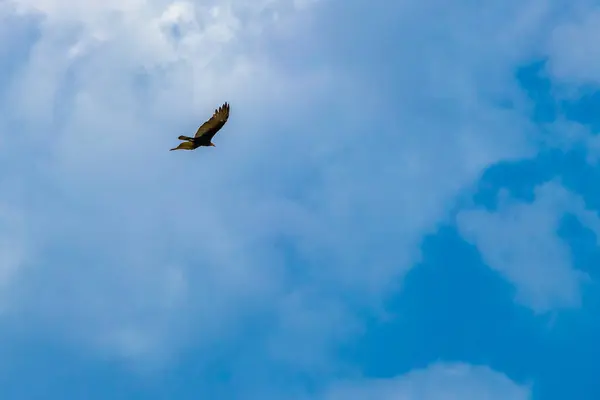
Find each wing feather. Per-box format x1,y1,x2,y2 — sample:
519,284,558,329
194,102,230,140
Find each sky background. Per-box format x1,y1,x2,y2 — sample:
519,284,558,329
0,0,599,399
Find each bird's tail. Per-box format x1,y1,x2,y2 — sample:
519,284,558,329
178,135,194,141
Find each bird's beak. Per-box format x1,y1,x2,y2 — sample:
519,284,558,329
210,143,216,147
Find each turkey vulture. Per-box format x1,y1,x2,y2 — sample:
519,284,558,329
170,102,230,151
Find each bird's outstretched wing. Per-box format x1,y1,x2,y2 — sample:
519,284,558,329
194,102,230,140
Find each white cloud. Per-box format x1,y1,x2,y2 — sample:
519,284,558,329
0,0,587,372
0,0,329,365
458,181,599,313
546,2,600,84
540,2,600,163
323,362,531,400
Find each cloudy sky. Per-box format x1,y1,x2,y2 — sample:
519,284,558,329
0,0,599,398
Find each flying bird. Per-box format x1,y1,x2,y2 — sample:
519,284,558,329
170,102,230,151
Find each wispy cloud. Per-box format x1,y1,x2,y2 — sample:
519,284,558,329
458,181,598,312
323,363,531,400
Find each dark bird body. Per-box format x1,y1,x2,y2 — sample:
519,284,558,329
170,102,230,151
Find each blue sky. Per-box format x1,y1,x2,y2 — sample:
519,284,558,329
0,0,599,399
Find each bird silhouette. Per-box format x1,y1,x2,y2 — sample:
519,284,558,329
170,102,230,151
